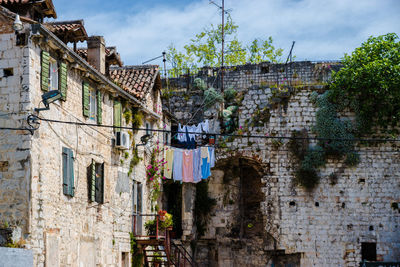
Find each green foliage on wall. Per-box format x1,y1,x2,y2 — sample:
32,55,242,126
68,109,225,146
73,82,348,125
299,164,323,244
329,33,400,135
130,233,143,267
292,91,359,190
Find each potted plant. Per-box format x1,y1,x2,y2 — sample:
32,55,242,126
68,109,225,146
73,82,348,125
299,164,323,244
144,210,173,238
158,210,173,231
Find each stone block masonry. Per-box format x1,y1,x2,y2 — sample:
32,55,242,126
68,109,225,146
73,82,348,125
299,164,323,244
162,61,400,266
0,20,165,267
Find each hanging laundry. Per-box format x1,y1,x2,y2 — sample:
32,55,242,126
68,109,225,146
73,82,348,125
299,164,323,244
182,150,194,183
208,146,215,168
201,120,209,134
201,147,211,179
164,148,174,179
186,125,197,140
173,149,183,181
193,148,202,183
177,124,186,142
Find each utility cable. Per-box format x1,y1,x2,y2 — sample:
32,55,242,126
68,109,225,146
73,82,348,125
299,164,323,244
33,115,400,143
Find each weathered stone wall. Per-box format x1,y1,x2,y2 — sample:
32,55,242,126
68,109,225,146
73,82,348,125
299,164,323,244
0,27,32,234
0,22,164,266
162,62,400,266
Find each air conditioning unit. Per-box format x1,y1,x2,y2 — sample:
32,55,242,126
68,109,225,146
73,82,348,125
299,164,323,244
115,131,130,150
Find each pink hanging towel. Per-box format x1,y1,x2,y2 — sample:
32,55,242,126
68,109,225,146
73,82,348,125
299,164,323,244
182,150,194,183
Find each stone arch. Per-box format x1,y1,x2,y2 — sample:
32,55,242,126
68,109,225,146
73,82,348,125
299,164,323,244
215,156,267,239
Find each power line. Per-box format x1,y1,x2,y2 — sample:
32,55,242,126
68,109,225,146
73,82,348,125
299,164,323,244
33,115,400,143
0,127,30,131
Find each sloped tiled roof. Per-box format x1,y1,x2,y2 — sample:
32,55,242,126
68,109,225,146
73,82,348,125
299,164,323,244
44,20,88,43
0,0,56,18
109,65,160,99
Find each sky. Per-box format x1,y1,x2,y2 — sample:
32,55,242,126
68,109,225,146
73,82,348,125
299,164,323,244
49,0,400,67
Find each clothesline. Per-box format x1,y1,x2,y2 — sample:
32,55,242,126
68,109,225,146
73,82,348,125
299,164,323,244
164,146,215,183
176,120,210,143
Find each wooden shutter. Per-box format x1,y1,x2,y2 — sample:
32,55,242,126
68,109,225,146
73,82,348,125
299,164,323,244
113,100,121,131
62,147,69,195
97,91,102,124
88,160,95,202
68,149,74,196
82,82,90,117
41,51,50,91
62,147,74,197
59,62,68,100
95,163,104,203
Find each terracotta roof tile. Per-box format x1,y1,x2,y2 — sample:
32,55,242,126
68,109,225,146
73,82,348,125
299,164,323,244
0,0,30,4
44,20,88,43
109,65,160,100
0,0,56,18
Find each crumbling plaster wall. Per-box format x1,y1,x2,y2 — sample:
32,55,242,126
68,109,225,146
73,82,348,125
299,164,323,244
163,62,400,266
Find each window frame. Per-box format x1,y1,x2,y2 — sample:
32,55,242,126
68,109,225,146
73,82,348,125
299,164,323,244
88,160,104,204
88,87,98,121
48,57,59,91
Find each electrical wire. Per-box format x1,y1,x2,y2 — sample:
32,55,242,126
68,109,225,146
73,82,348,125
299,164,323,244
0,126,30,131
33,115,400,143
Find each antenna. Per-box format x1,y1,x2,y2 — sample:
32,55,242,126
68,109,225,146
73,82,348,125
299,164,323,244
209,0,228,110
285,41,296,64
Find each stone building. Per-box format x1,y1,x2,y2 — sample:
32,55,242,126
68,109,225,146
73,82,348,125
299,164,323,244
0,2,166,266
163,62,400,266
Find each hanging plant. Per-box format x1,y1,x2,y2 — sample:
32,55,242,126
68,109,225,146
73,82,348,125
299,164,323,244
146,144,167,204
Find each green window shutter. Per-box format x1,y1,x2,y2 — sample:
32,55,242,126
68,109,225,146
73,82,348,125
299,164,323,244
62,147,74,197
91,160,96,202
82,82,90,117
68,149,75,197
88,160,95,202
62,147,69,195
97,91,102,124
95,163,104,204
41,51,50,91
59,62,68,100
113,100,121,131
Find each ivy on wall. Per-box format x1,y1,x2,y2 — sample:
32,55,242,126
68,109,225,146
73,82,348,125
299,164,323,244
291,33,400,190
330,33,400,135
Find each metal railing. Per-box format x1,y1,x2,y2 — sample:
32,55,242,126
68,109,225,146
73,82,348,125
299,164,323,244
132,213,196,266
170,240,196,267
132,213,166,240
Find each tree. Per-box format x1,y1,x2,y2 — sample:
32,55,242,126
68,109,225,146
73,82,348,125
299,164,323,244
329,33,400,135
166,16,283,74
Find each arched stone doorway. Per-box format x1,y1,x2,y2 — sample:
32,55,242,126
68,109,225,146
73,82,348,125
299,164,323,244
194,156,277,266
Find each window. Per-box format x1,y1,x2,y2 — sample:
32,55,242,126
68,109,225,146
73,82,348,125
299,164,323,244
49,58,59,91
41,50,68,98
361,242,377,262
113,99,122,131
89,88,97,121
62,147,74,197
145,122,152,135
83,83,102,124
88,160,104,203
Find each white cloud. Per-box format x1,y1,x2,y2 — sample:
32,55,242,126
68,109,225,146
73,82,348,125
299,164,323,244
55,0,400,65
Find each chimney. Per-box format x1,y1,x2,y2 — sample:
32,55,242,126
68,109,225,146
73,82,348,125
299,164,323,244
87,36,106,74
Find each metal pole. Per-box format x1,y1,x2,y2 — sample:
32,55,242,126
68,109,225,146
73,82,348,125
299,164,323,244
221,0,225,99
